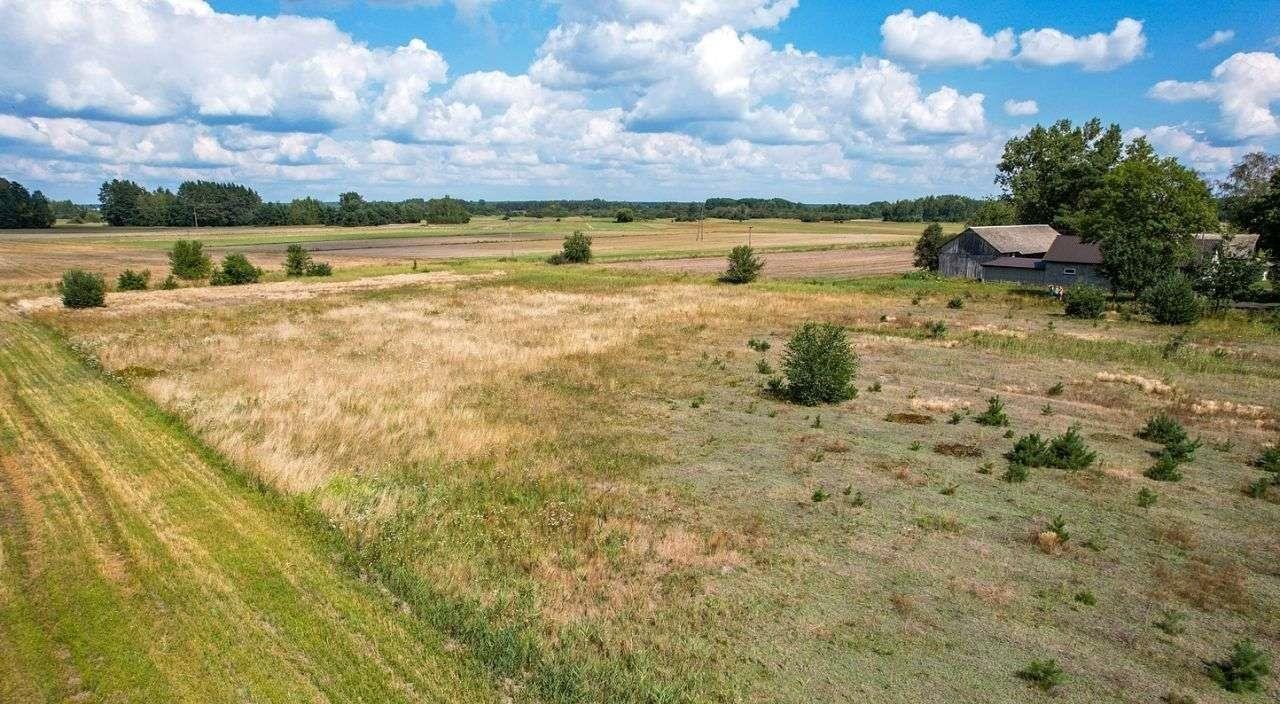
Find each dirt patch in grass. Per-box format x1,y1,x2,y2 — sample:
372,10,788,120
933,443,982,458
885,412,934,425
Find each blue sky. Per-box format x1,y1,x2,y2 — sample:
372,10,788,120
1,0,1277,203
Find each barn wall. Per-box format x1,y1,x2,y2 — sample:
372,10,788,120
981,267,1045,285
938,229,998,280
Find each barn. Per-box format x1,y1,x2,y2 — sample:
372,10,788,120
937,225,1060,280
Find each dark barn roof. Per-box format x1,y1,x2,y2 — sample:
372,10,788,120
1192,233,1260,258
984,256,1044,269
1043,235,1102,265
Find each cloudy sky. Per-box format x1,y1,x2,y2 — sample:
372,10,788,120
1,0,1277,203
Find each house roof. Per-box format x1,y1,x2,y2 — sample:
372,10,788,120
983,256,1044,270
1043,235,1103,265
967,224,1060,255
1192,233,1260,258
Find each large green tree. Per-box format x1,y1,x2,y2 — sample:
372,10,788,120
1238,168,1280,256
0,178,55,228
1217,152,1278,233
966,198,1017,226
1071,139,1218,296
98,179,148,226
995,118,1124,230
913,222,947,271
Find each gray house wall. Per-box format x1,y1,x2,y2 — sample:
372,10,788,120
938,230,999,279
982,266,1045,285
1043,262,1109,288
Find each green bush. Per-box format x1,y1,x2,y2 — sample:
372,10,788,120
926,321,947,339
1006,433,1050,467
1137,487,1158,508
1206,640,1271,693
304,261,332,277
1159,436,1202,464
1046,425,1097,470
1143,274,1204,325
1063,284,1107,319
1016,659,1065,692
720,244,764,284
1136,413,1187,445
1002,463,1030,483
947,297,964,309
209,253,261,286
284,244,312,276
548,230,592,264
1253,447,1280,473
780,322,858,405
973,396,1009,427
614,208,635,223
1144,454,1184,482
116,269,150,291
59,269,106,308
159,274,179,290
168,239,212,280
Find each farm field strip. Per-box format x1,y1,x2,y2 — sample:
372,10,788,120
0,316,497,704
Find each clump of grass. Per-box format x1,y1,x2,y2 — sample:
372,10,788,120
947,411,964,425
1046,382,1065,397
1074,590,1096,606
939,484,958,496
1041,403,1054,416
1154,609,1187,636
926,321,947,339
812,487,831,503
1244,475,1277,500
867,381,882,393
909,441,923,451
973,396,1009,427
811,414,822,429
756,358,773,375
1016,659,1065,692
747,337,771,353
915,513,962,533
947,297,964,309
1205,640,1271,693
1137,487,1159,508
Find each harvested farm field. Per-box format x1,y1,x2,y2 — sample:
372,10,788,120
606,245,915,278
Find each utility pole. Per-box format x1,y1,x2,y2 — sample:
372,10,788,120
748,225,753,247
698,201,704,242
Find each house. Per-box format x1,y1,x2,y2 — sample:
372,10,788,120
938,224,1060,279
1192,233,1261,261
981,235,1106,287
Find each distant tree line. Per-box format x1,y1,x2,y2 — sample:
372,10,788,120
0,178,55,228
96,179,472,227
465,195,988,223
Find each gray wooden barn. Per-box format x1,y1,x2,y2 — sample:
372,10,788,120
937,225,1060,279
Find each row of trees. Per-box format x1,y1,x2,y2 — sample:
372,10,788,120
0,178,55,228
97,179,472,228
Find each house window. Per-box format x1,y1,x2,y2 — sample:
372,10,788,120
1063,268,1077,275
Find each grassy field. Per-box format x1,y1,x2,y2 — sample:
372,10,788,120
0,314,498,703
14,255,1278,702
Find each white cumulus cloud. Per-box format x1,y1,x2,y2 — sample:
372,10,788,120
1197,30,1235,50
880,10,1014,67
1016,18,1146,71
1003,99,1039,116
1149,52,1280,138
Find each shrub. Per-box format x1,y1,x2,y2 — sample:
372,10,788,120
947,297,964,309
811,487,831,502
1145,454,1184,482
1253,447,1280,473
1006,433,1051,467
973,396,1009,427
747,338,771,352
1137,413,1188,445
1137,487,1158,508
614,208,635,223
913,222,946,271
1045,515,1070,544
926,320,947,339
59,269,106,308
1016,659,1065,692
1002,463,1030,483
304,261,333,277
1143,274,1204,325
548,230,592,264
1046,382,1064,397
755,359,773,375
168,239,212,280
159,274,179,290
1206,640,1271,693
780,322,858,405
1244,476,1276,499
116,269,150,291
1159,436,1202,464
1063,284,1107,319
209,253,261,286
284,244,312,276
720,244,764,284
1046,425,1096,471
